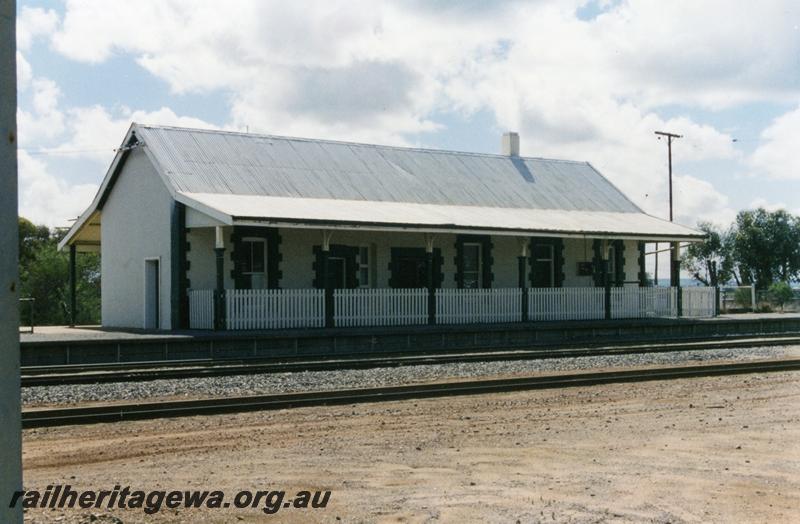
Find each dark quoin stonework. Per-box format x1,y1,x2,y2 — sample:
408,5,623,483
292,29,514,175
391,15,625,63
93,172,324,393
638,241,648,287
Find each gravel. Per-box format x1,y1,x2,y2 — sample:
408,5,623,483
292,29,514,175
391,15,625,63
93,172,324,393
22,345,798,407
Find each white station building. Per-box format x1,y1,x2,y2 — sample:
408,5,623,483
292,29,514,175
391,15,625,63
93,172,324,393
59,124,710,331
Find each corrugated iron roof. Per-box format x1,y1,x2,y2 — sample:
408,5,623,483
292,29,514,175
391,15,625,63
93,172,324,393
60,123,705,250
137,125,643,213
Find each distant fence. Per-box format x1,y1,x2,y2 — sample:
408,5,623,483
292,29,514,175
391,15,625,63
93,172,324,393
682,287,716,318
188,285,718,330
335,288,427,327
720,286,756,312
528,287,605,321
611,287,677,319
437,288,522,324
719,285,800,313
226,289,325,330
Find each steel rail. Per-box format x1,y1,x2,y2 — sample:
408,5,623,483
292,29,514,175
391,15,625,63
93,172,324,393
20,335,800,387
21,358,800,428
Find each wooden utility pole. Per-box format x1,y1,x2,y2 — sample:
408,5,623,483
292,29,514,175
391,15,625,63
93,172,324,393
654,131,682,287
656,130,683,294
655,131,682,222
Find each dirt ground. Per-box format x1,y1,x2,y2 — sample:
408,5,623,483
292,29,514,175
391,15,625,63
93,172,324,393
20,371,800,523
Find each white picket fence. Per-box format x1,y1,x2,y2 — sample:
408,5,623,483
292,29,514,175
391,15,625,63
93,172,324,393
225,289,325,330
436,288,522,324
335,288,428,327
682,287,716,318
189,285,716,331
528,287,605,321
188,289,214,329
611,287,677,319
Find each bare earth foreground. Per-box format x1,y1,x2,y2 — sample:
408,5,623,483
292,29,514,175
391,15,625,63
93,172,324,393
21,372,800,523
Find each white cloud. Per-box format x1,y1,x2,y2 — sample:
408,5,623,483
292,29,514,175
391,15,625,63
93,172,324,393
672,174,735,227
33,0,800,227
16,6,59,52
748,198,800,216
16,51,32,90
16,105,216,226
14,48,216,224
55,105,218,163
17,151,99,227
17,78,66,145
748,104,800,180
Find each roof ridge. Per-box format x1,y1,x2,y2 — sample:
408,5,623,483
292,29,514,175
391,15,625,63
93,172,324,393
134,123,590,165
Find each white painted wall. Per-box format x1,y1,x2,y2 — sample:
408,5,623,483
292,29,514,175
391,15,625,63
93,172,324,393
623,240,642,285
491,235,522,287
184,227,644,292
279,229,461,288
186,226,236,290
101,148,175,329
562,238,596,287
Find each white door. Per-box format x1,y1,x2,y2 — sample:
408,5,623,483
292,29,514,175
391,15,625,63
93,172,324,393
144,259,160,329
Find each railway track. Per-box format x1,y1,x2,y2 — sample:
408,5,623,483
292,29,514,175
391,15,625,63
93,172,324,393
22,358,800,428
20,334,800,387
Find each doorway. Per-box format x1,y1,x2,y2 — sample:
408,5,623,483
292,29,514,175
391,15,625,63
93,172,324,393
144,258,160,329
328,256,347,289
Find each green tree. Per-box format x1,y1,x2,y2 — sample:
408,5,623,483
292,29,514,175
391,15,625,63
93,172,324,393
730,208,800,289
681,222,735,286
768,281,794,312
18,217,50,267
18,218,101,326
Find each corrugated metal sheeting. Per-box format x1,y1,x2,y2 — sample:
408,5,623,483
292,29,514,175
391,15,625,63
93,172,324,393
137,125,642,213
60,123,705,249
177,192,704,239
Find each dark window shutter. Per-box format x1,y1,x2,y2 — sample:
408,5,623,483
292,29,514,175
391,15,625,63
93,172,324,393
554,238,565,287
592,239,604,287
614,239,625,287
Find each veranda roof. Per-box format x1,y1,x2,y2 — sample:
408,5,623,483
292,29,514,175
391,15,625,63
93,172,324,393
178,191,704,240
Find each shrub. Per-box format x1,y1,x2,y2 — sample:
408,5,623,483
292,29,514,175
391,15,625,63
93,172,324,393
733,288,753,310
769,281,794,312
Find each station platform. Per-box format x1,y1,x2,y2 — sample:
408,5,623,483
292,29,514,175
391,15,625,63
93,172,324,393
19,313,800,367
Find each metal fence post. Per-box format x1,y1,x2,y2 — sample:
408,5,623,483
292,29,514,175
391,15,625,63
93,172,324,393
518,255,528,322
214,246,225,330
426,251,435,325
604,260,612,320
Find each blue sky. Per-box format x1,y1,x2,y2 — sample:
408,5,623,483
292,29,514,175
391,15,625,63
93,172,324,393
15,0,800,279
